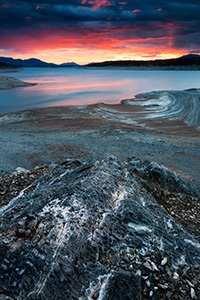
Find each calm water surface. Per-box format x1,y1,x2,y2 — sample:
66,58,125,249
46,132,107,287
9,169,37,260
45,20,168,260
0,68,200,114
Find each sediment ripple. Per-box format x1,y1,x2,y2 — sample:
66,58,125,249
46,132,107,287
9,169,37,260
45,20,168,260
122,89,200,129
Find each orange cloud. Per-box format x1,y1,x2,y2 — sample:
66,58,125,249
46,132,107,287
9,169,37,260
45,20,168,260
0,21,198,65
0,23,189,53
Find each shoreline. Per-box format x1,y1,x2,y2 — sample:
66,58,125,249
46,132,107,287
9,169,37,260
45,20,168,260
0,89,199,195
1,89,199,134
0,68,20,73
0,87,200,299
83,65,200,70
0,75,36,90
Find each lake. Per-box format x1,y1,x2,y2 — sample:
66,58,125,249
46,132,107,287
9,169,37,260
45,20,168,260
0,68,200,114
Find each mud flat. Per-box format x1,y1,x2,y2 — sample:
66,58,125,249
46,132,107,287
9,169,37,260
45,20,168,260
0,89,199,190
0,89,200,299
0,75,36,90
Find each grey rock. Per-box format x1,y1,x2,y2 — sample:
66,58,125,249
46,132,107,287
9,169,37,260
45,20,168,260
127,157,197,196
0,75,36,90
0,156,200,299
0,296,14,300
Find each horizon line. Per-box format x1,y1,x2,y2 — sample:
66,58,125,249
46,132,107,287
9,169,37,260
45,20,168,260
1,53,199,66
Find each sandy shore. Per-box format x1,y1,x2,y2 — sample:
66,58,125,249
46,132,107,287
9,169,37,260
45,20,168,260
0,75,36,89
0,89,199,195
1,88,200,300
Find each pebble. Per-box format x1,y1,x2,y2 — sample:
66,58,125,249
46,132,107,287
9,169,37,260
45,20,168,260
151,261,159,271
186,279,194,287
190,287,196,298
144,261,157,271
173,272,179,279
146,280,151,287
158,283,168,289
161,257,167,266
136,269,141,276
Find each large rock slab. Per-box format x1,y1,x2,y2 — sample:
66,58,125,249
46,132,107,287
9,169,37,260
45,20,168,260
0,157,199,299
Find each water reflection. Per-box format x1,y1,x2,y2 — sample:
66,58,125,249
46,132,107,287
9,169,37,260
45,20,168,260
0,68,200,114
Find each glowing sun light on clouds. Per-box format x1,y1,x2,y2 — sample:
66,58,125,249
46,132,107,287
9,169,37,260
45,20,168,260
81,0,114,10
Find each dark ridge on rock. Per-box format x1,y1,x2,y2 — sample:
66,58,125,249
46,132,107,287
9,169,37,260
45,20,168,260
0,156,199,299
127,157,197,197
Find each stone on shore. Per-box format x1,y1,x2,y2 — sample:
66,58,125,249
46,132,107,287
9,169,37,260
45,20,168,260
0,76,36,90
0,156,199,299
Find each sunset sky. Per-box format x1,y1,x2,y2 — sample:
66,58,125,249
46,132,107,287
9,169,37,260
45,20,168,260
0,0,200,64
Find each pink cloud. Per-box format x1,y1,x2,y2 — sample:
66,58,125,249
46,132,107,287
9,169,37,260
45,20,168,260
36,5,45,10
0,3,10,8
132,9,141,13
0,24,195,65
26,16,32,20
82,0,114,10
157,8,162,12
118,2,128,5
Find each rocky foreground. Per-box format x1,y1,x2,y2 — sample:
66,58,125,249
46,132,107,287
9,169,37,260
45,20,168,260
0,156,200,300
0,76,36,90
0,88,199,299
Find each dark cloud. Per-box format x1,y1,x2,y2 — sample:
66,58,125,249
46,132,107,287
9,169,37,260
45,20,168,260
1,0,199,26
0,0,199,56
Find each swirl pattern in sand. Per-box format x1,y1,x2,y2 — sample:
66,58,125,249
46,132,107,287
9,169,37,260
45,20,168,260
122,89,200,129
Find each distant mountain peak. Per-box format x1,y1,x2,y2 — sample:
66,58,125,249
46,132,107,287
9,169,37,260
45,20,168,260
0,56,80,68
84,54,200,69
180,54,200,58
59,62,79,67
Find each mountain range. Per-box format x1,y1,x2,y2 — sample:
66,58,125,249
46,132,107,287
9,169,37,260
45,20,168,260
0,54,200,69
85,54,200,69
0,60,18,70
0,57,79,68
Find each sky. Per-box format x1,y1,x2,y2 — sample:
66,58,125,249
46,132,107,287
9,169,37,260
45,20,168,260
0,0,200,64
